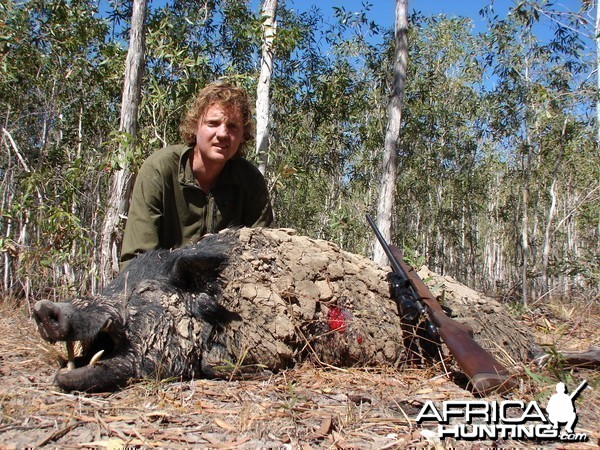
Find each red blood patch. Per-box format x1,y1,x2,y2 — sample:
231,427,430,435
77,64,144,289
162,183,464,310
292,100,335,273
327,306,346,333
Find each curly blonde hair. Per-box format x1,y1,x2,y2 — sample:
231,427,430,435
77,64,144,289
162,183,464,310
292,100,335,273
179,81,255,157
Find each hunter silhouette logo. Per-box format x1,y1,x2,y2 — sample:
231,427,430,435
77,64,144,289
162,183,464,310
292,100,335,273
416,380,590,442
546,381,587,434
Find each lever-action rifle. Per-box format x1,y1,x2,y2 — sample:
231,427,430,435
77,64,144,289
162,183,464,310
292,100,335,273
366,214,516,395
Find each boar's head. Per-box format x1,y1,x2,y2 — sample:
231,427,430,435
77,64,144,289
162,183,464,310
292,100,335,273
34,233,236,392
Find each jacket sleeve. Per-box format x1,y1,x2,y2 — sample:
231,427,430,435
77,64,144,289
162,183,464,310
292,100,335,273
119,164,164,268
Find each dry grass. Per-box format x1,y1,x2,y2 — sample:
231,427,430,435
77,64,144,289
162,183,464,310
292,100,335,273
0,297,598,449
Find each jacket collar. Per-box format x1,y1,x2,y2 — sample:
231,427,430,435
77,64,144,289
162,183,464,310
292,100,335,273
178,145,241,189
179,145,196,187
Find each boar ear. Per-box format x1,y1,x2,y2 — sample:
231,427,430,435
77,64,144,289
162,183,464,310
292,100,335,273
168,249,228,290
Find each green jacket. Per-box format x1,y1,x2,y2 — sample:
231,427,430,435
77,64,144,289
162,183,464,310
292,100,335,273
120,144,273,267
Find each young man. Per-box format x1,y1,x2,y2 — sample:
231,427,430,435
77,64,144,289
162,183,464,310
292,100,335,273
120,81,274,268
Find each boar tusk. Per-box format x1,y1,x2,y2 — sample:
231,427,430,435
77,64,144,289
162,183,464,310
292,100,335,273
89,349,105,366
66,341,75,370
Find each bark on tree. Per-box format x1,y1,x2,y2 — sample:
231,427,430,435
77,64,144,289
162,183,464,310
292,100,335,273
256,0,278,175
373,0,408,266
98,0,147,288
596,1,600,146
520,54,537,305
521,145,532,305
541,118,567,296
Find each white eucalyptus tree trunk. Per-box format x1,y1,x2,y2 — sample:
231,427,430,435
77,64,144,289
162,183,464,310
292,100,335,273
256,0,278,176
373,0,408,265
98,0,147,287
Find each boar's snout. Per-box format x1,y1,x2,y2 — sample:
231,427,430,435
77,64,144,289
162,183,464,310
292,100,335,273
34,300,71,342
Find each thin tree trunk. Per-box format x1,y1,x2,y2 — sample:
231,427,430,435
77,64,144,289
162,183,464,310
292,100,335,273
541,118,567,295
521,143,532,305
373,0,408,265
99,0,147,285
520,56,535,306
1,166,14,293
596,1,600,146
256,0,278,175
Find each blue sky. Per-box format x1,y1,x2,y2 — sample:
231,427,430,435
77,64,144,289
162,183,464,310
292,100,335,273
137,0,594,44
283,0,594,44
284,0,504,30
126,0,595,51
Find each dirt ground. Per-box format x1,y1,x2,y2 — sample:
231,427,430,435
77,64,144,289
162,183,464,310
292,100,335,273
0,294,598,449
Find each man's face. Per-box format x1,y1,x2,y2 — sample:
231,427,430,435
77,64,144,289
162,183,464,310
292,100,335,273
195,104,245,163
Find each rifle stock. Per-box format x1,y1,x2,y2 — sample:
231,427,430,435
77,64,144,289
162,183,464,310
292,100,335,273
389,245,516,395
366,214,516,395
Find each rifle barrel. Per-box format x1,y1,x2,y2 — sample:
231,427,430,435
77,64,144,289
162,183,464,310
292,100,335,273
366,214,405,276
570,380,588,401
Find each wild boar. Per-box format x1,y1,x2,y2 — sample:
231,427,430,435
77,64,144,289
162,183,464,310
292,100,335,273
34,227,535,392
33,228,405,392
